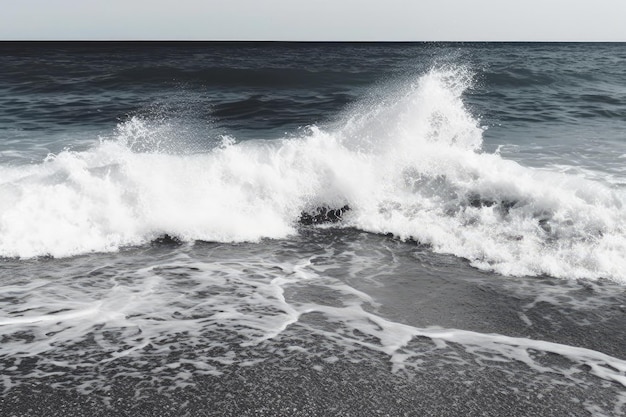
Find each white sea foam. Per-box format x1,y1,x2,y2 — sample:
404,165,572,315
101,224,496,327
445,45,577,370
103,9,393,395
1,68,625,281
1,252,624,407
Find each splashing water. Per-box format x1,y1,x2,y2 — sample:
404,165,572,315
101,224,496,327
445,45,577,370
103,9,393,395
0,68,625,282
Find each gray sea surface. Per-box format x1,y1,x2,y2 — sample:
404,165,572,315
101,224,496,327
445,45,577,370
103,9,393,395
1,42,626,416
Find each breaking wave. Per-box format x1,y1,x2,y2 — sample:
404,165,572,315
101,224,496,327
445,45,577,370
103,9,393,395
1,68,625,282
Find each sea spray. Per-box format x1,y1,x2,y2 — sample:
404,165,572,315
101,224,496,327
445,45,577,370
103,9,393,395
1,68,625,282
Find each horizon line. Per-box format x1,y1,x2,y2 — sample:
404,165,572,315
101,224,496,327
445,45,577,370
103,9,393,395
2,39,626,43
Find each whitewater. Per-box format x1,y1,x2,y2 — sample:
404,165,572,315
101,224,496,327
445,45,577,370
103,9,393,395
2,68,625,281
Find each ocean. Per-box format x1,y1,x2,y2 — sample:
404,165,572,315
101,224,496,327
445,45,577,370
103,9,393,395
0,42,625,416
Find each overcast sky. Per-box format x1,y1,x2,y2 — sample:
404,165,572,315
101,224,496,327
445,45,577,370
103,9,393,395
2,0,626,41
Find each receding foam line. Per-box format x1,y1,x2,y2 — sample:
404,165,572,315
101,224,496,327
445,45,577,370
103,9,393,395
307,303,626,388
0,304,112,326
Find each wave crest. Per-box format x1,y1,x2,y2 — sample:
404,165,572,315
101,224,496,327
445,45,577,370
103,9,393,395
1,68,625,282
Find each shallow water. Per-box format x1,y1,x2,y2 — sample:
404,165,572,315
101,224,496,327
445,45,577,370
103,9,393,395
1,229,626,415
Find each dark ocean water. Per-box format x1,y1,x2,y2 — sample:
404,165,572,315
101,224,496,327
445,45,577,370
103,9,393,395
1,42,626,416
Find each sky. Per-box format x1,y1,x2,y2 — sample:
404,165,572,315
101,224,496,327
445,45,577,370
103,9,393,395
2,0,626,41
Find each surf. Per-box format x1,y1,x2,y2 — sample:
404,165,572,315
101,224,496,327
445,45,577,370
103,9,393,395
1,67,625,282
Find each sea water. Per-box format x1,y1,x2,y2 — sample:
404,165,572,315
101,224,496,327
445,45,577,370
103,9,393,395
0,42,625,416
